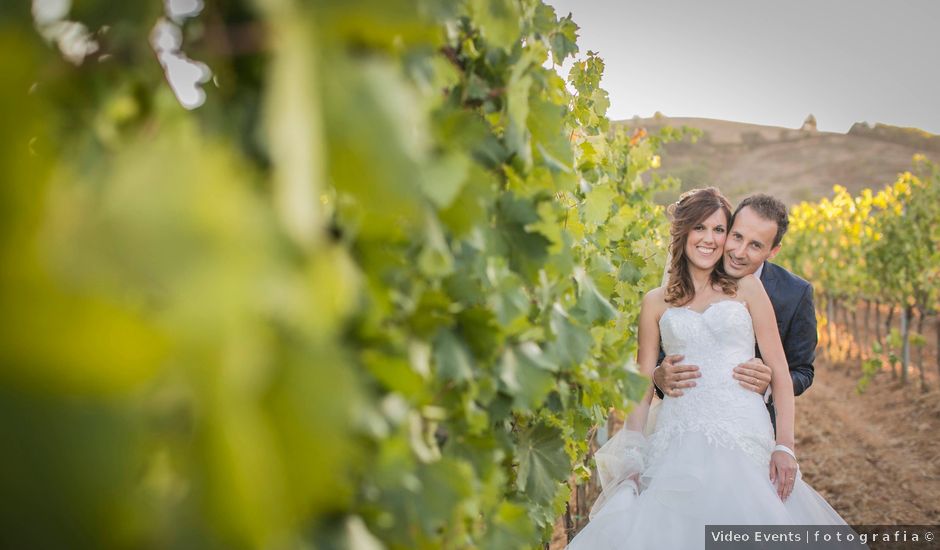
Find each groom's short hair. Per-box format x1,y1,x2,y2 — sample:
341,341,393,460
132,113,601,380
733,194,789,248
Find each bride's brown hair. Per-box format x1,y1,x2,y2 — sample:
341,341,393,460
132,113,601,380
665,187,738,306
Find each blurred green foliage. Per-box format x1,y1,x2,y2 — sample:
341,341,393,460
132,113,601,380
1,1,676,548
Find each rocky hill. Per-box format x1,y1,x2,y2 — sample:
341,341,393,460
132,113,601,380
619,115,940,206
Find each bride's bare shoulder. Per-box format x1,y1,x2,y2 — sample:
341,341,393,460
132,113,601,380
642,286,669,316
736,274,764,295
735,274,770,307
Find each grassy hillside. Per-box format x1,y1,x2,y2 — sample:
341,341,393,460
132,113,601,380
620,116,940,206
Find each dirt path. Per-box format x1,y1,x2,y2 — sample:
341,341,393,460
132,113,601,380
795,359,940,523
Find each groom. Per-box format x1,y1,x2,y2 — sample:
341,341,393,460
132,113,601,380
652,194,817,427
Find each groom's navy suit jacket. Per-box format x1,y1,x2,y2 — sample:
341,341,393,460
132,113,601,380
656,261,817,429
756,261,817,428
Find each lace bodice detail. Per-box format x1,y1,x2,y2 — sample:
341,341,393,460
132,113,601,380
647,300,775,467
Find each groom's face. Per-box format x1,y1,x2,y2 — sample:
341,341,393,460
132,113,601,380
723,206,782,278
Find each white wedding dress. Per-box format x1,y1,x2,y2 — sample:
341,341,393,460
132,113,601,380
567,300,851,549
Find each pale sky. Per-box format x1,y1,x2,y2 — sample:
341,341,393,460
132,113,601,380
546,0,940,134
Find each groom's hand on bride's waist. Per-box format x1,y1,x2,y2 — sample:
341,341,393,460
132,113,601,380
653,354,700,397
733,358,772,396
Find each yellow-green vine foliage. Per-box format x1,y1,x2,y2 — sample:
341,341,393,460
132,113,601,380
0,2,678,548
779,156,939,315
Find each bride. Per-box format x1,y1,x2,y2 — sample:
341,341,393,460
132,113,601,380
567,188,851,549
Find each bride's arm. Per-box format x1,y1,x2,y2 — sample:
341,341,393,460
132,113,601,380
739,275,799,500
739,275,794,448
587,290,663,516
623,289,664,431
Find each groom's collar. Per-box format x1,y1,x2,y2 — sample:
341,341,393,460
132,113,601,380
757,261,780,298
754,262,765,281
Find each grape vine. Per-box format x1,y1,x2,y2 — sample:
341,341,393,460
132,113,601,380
777,157,940,390
0,1,683,548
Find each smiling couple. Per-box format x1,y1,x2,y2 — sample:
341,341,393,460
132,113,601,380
567,189,857,549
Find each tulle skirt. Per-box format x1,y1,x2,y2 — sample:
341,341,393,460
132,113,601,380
567,430,851,550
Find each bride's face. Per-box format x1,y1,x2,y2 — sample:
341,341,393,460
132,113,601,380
683,208,728,271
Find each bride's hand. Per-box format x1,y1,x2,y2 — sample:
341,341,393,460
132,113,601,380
769,451,798,501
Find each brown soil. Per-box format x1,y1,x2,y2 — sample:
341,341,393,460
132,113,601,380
797,359,940,524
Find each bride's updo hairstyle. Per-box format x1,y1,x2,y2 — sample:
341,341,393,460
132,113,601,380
665,187,737,306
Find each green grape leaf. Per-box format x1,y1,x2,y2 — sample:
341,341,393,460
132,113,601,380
505,73,533,162
549,14,579,65
546,305,592,369
408,287,457,339
439,164,497,236
528,98,574,174
591,88,610,117
606,203,635,241
322,58,425,238
582,181,616,226
362,351,427,396
417,215,456,278
414,458,475,534
457,305,503,360
515,421,569,505
618,260,644,285
433,329,474,382
496,193,550,282
572,268,618,324
469,0,521,52
531,3,557,36
526,200,565,253
498,343,556,410
466,72,490,101
485,259,531,330
482,501,537,549
422,153,471,209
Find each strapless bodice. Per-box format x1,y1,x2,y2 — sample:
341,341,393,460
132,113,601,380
649,300,775,465
659,300,756,391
